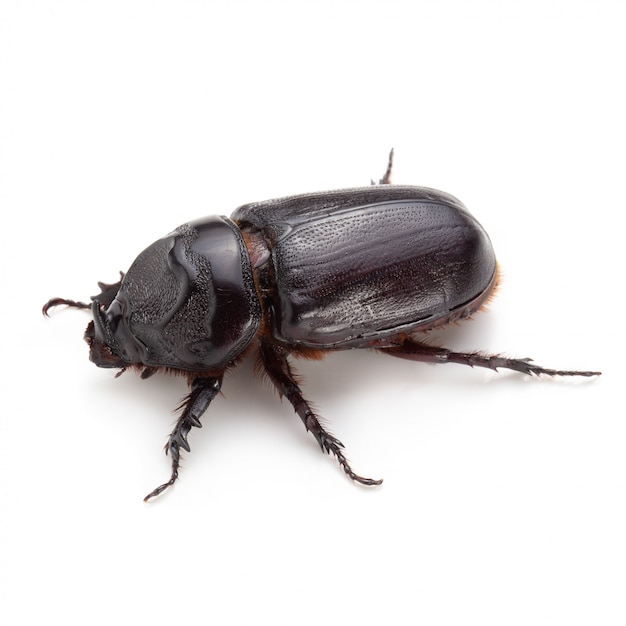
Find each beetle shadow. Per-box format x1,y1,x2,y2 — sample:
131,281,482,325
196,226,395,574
219,313,505,427
268,310,599,412
90,310,597,466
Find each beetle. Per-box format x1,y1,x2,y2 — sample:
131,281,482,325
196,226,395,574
43,150,600,500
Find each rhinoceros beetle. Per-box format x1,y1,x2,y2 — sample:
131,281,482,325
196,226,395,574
43,151,600,500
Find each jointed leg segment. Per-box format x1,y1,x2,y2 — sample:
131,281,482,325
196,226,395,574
383,339,601,377
372,148,394,185
144,375,223,501
259,342,382,486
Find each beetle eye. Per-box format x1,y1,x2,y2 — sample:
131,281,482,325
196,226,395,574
89,297,146,366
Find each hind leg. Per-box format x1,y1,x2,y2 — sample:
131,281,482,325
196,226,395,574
382,339,601,377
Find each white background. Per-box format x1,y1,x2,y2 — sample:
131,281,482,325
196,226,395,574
1,1,623,624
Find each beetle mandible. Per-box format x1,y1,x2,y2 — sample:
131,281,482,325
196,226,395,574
43,150,600,501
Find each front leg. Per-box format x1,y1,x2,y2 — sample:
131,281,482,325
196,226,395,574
144,375,223,502
259,342,382,486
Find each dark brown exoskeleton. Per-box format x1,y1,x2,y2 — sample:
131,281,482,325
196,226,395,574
43,151,600,500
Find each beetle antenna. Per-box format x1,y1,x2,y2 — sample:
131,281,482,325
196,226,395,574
42,297,92,316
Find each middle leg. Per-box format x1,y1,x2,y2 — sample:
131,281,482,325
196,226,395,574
259,342,382,485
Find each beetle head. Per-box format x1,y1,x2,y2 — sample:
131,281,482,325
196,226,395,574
84,299,144,369
82,217,261,373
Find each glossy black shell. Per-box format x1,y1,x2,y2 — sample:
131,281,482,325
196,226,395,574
90,185,496,371
92,216,261,370
233,185,497,349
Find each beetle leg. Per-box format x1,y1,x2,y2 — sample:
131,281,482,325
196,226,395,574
379,147,394,184
259,342,383,486
370,148,394,185
144,375,223,502
383,339,601,377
